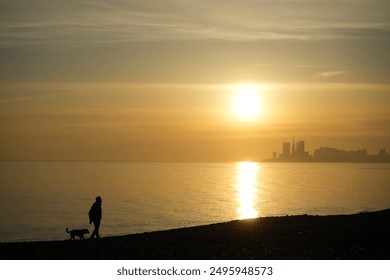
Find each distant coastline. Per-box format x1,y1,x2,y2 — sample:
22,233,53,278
264,140,390,163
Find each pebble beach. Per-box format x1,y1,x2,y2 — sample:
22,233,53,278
1,209,389,260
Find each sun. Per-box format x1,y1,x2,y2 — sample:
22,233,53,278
233,84,261,120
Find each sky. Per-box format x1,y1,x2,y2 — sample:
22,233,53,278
0,0,389,161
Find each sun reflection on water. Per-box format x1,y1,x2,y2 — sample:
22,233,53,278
236,162,259,219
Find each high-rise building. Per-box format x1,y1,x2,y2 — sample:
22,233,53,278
282,142,290,156
296,141,305,155
292,140,296,155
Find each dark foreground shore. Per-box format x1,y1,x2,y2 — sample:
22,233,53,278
1,209,389,260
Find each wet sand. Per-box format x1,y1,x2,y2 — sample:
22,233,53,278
1,209,389,260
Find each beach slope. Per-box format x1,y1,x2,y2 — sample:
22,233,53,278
1,209,389,259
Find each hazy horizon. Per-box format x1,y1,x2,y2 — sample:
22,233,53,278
1,0,389,161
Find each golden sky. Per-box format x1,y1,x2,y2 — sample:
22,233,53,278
1,0,389,161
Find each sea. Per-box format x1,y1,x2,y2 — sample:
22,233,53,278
0,161,389,243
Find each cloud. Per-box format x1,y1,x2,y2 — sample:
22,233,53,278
0,0,389,46
313,70,350,79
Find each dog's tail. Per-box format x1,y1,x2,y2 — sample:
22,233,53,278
66,228,71,233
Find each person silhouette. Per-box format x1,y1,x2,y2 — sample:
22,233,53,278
89,196,102,239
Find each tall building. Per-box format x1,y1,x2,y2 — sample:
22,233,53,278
296,141,305,155
282,142,290,157
292,140,296,155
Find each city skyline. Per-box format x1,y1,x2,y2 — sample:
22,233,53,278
267,139,390,163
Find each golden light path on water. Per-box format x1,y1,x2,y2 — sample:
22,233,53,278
237,162,259,219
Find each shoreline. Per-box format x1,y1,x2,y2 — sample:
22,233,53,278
1,209,389,260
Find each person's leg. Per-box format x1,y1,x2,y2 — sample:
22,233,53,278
90,221,100,239
95,221,100,238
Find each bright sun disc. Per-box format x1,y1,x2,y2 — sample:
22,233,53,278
234,84,261,120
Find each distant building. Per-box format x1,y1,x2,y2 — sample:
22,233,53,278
379,149,387,157
292,140,296,155
314,147,342,162
378,149,390,162
282,142,290,157
296,141,305,155
313,147,368,162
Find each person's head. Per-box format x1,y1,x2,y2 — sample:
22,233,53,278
96,196,102,203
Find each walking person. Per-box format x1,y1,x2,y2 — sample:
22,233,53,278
89,196,102,239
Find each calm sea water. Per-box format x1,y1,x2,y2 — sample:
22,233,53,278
0,161,389,242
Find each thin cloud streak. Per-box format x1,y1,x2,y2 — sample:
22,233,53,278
0,0,389,46
2,81,390,92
